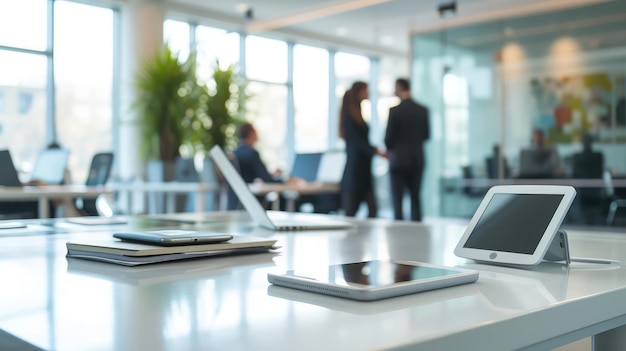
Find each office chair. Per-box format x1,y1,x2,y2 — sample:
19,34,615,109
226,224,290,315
0,149,40,219
605,169,626,226
461,166,487,197
572,151,605,225
290,152,340,213
485,156,510,179
75,152,114,216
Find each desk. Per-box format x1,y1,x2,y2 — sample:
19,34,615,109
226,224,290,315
250,181,340,211
1,213,626,350
0,185,109,218
453,177,626,188
440,177,626,219
109,181,220,214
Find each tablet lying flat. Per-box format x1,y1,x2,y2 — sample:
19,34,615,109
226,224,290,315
267,259,478,301
454,185,576,266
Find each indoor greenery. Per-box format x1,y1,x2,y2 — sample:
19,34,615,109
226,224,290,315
133,44,200,163
189,60,245,154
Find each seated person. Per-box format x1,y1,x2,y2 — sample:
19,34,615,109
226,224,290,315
234,123,283,184
572,133,604,179
518,129,563,178
233,123,305,209
572,132,605,224
485,144,510,179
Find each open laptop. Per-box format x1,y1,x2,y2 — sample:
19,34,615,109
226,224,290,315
210,145,353,231
0,150,24,187
29,148,70,184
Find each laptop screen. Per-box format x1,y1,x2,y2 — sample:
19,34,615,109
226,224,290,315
290,153,322,182
30,149,70,184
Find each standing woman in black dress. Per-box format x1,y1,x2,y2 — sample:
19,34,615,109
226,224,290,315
339,81,386,217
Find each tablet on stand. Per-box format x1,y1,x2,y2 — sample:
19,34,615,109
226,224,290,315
454,185,576,266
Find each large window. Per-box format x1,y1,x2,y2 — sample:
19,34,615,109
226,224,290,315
294,44,329,152
0,0,48,177
245,82,289,172
245,36,288,169
335,52,370,100
54,1,115,183
164,19,190,61
0,51,47,177
195,26,240,84
443,73,470,170
0,0,116,183
0,0,47,51
334,52,370,149
245,36,287,84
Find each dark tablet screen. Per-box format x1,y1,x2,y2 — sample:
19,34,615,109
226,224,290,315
463,193,564,254
288,260,463,288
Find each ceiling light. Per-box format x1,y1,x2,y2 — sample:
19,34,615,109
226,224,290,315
438,1,457,19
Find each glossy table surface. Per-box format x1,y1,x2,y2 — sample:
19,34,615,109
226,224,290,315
1,212,626,351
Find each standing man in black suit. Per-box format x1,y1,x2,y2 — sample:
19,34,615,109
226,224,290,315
385,78,430,221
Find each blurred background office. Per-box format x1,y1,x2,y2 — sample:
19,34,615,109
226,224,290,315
1,0,626,226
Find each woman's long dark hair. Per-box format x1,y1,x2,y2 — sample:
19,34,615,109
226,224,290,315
339,81,368,139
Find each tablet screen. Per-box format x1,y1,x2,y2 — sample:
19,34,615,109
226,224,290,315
462,193,564,254
288,260,463,288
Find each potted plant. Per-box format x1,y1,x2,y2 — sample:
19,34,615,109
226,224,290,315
188,61,246,210
132,43,201,182
189,60,245,154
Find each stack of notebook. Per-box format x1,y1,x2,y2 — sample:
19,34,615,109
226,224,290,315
66,235,278,266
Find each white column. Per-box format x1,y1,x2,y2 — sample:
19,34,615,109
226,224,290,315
118,0,165,213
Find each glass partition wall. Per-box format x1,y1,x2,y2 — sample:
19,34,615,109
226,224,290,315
413,1,626,225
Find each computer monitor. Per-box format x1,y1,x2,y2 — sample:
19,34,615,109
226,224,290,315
316,151,346,183
518,149,556,179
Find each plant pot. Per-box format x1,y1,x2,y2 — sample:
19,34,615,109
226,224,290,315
146,160,177,213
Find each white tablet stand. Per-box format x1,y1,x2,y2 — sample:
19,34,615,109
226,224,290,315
542,229,571,265
544,230,620,266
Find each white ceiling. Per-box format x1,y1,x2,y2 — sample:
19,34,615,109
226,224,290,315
166,0,617,57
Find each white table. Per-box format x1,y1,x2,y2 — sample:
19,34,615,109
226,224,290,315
0,185,110,218
0,212,625,350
